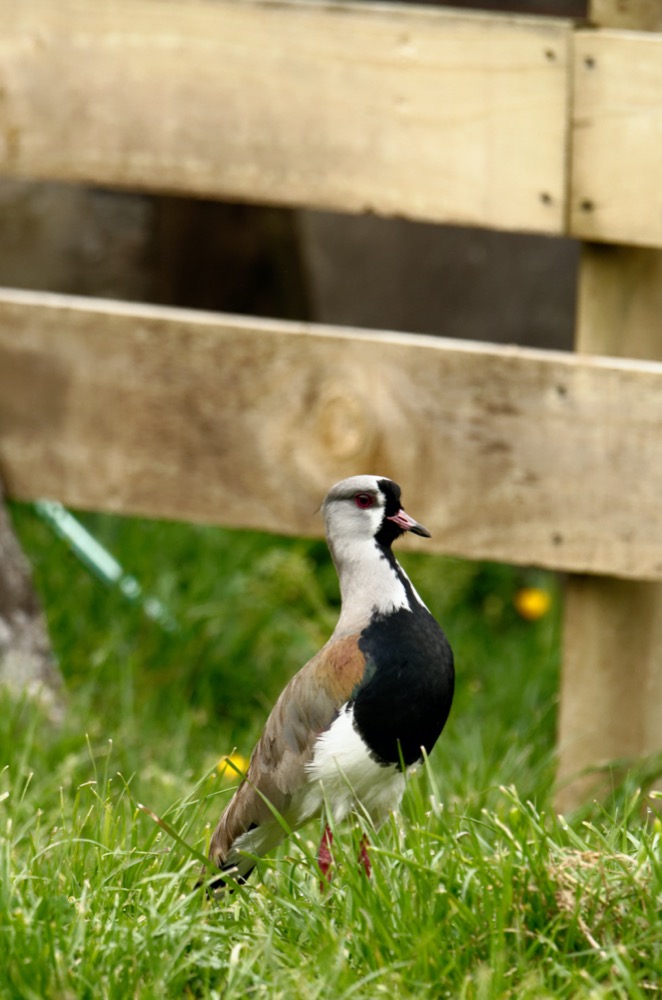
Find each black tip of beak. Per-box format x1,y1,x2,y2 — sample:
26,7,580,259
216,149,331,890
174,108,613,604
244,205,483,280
409,522,431,538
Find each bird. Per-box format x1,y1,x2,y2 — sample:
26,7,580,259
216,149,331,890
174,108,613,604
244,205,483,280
207,475,454,888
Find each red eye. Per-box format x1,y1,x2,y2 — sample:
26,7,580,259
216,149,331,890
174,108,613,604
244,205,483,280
354,493,375,509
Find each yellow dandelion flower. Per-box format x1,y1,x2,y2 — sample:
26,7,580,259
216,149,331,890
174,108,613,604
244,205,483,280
514,587,552,621
216,751,250,781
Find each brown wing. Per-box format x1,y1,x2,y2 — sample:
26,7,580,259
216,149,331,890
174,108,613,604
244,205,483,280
209,633,365,868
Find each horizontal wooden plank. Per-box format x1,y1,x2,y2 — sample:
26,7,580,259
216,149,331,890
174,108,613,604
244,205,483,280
2,288,662,580
0,0,570,234
571,29,662,247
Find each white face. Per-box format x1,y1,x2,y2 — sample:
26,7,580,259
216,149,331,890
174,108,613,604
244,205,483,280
322,475,387,548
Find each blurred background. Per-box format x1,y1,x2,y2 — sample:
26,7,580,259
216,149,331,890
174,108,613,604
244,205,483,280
0,0,585,785
0,0,588,352
0,0,583,775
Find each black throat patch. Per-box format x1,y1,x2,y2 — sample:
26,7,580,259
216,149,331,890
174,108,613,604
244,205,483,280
374,478,404,548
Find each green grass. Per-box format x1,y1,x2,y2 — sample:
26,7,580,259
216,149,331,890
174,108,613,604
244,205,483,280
1,504,661,998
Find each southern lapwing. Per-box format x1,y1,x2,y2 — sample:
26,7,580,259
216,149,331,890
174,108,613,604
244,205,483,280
207,475,454,887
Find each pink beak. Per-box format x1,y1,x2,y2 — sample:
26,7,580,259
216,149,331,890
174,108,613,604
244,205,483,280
386,509,431,538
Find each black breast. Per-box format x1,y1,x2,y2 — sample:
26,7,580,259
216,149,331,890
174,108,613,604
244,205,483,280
352,606,455,767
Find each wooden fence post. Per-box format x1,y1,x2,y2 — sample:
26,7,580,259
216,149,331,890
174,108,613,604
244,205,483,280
587,0,662,30
556,2,662,811
0,481,64,721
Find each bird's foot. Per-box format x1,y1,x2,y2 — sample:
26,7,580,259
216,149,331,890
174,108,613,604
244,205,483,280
317,824,334,891
358,833,372,878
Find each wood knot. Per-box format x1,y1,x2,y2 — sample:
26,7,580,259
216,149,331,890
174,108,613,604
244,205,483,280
315,387,374,462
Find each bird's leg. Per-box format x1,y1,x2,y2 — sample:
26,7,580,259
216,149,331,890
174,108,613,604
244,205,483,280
358,833,372,878
317,824,334,890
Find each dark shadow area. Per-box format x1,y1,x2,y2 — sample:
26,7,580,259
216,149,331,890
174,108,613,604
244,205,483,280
398,0,586,15
0,179,578,351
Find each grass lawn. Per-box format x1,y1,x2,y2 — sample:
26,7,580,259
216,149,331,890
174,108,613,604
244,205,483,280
1,504,661,998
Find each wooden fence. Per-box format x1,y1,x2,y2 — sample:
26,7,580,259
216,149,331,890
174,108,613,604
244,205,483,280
1,0,661,808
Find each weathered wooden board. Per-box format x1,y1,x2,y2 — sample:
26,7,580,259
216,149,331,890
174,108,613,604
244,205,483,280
557,244,662,809
588,0,662,31
2,288,662,580
0,0,570,234
573,244,662,358
558,0,662,813
558,575,662,809
571,29,662,247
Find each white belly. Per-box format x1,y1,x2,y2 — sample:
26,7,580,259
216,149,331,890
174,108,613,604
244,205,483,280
301,704,407,827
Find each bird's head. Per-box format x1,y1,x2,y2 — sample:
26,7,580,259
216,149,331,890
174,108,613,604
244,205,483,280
322,475,430,556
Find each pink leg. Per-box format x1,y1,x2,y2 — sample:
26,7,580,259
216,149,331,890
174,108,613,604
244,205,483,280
317,824,334,890
358,834,372,878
